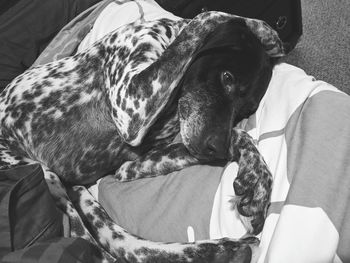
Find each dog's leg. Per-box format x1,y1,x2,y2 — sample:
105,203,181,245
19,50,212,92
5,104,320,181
71,185,259,263
113,143,198,181
229,128,273,235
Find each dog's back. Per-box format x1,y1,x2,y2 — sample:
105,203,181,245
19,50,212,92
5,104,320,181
0,18,185,184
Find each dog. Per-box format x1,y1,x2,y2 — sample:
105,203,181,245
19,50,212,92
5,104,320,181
0,11,284,263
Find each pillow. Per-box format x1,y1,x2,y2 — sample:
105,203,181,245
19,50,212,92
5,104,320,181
97,161,247,243
98,165,224,242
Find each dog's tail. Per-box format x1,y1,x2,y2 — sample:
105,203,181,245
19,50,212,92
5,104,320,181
70,185,259,263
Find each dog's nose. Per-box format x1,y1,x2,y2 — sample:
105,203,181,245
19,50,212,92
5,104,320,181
204,134,227,159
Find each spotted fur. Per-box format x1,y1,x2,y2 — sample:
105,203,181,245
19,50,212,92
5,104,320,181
0,11,284,262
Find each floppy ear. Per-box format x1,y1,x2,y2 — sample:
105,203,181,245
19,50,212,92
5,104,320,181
191,17,285,59
114,12,284,146
243,17,285,57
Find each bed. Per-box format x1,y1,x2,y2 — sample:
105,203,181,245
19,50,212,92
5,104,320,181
1,0,349,262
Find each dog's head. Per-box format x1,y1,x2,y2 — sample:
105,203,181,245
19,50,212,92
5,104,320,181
178,19,275,161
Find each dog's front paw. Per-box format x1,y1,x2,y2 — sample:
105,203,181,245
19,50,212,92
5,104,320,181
233,151,273,235
114,144,199,182
114,161,138,181
229,129,273,235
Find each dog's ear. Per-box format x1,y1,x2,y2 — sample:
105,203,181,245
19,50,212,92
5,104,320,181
193,17,285,59
243,17,285,57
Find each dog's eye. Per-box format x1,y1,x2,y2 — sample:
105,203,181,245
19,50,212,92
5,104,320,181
220,71,235,92
222,71,234,84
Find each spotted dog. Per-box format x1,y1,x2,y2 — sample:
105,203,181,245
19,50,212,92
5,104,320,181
0,11,284,263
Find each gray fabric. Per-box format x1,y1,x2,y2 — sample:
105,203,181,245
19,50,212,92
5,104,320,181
283,0,350,93
285,90,350,261
98,165,225,242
